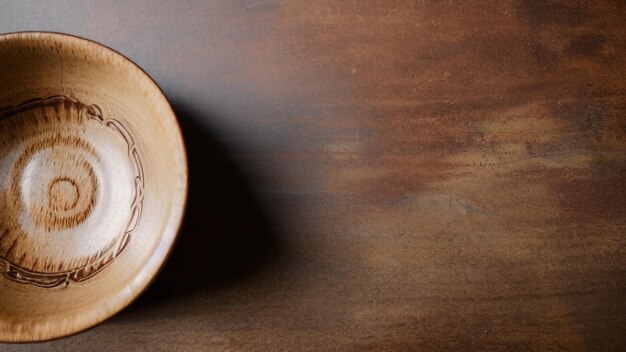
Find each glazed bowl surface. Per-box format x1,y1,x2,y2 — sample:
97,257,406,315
0,32,187,342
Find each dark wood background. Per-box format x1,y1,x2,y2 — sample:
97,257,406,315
1,1,625,351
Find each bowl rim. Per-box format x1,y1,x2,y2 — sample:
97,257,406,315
0,31,189,343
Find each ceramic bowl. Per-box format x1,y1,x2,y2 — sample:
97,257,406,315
0,32,187,341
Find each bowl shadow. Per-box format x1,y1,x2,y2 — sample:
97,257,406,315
119,100,284,312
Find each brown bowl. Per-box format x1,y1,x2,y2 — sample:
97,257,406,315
0,32,187,341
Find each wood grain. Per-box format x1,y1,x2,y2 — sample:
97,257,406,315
1,0,624,350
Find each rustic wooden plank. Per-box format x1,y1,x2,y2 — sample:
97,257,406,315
1,0,624,350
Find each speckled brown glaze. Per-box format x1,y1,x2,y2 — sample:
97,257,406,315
0,96,144,288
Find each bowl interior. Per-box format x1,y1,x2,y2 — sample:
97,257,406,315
0,33,186,341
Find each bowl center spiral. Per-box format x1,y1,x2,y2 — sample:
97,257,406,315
14,135,100,232
49,178,80,212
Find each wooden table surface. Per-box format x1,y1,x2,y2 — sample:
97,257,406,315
1,1,625,351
